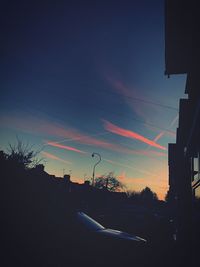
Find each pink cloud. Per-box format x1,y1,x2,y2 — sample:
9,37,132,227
105,75,160,122
46,141,87,154
0,114,111,148
48,136,134,156
106,75,133,98
0,114,80,139
41,151,72,164
1,114,166,157
47,133,166,158
102,119,166,150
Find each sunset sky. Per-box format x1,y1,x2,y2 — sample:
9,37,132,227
1,0,187,199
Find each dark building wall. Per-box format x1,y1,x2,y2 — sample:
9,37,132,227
165,0,200,247
165,0,200,75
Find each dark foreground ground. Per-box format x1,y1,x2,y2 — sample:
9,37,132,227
1,204,199,267
1,165,199,267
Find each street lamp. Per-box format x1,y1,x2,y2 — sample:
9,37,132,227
91,152,101,186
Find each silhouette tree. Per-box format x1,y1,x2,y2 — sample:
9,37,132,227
140,187,158,203
0,150,7,161
94,172,124,192
6,138,42,169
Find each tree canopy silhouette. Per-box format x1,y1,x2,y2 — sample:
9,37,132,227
4,138,42,169
94,172,124,192
140,187,158,203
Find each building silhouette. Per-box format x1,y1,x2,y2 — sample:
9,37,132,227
165,0,200,252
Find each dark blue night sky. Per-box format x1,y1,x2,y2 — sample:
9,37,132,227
1,1,186,199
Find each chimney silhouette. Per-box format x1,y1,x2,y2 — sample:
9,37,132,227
64,174,70,183
63,174,71,192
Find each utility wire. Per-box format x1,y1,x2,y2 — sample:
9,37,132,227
61,94,177,135
87,87,178,111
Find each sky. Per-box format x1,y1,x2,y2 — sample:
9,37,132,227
0,0,187,199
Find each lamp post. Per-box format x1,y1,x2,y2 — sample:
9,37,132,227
92,152,101,186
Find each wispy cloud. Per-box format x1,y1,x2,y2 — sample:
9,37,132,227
105,75,150,121
51,138,166,158
47,136,136,156
105,75,178,144
46,141,87,154
0,114,112,149
106,75,177,111
41,151,72,164
1,113,166,157
163,130,176,138
103,158,159,178
151,114,178,143
102,119,166,150
169,114,179,128
153,132,165,142
138,149,167,157
105,75,174,124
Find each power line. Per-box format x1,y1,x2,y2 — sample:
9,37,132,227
121,94,178,111
87,87,178,111
50,90,177,137
86,99,177,134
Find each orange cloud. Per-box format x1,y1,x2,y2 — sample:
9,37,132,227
102,119,166,150
46,141,87,154
41,151,72,164
118,171,126,180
